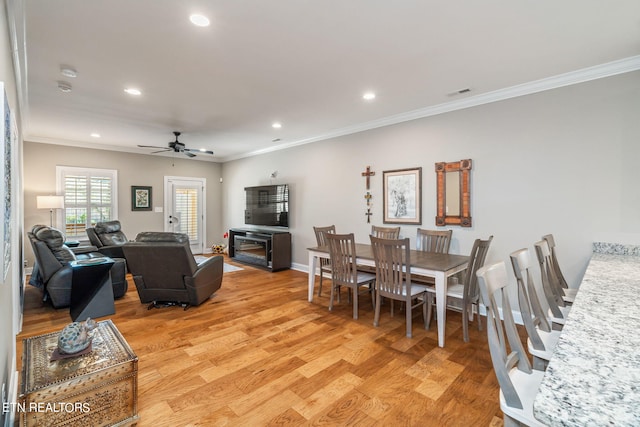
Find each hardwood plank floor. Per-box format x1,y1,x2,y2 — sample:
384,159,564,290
17,257,508,426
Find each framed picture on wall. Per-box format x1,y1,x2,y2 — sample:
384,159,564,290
131,186,152,211
383,167,422,225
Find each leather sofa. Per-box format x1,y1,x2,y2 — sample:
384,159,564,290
86,220,128,258
122,232,223,307
28,225,127,308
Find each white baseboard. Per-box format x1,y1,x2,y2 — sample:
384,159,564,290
4,370,18,427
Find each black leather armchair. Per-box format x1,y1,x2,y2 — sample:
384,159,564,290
122,232,223,308
86,220,128,258
28,225,127,308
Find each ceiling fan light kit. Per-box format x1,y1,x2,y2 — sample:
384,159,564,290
138,131,214,158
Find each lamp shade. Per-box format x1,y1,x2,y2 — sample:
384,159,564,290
36,195,65,210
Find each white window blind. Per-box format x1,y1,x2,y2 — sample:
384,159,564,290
56,166,118,238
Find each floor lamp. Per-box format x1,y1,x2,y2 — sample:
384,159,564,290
37,195,65,227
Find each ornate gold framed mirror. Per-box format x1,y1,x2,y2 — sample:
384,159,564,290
435,159,472,227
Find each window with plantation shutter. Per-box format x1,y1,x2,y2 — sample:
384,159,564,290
174,187,199,241
56,166,118,238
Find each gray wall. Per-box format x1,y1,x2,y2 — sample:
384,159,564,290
222,71,640,295
23,143,223,266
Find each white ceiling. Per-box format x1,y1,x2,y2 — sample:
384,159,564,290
9,0,640,162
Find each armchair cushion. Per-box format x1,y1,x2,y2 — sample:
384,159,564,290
34,226,77,264
134,231,190,244
94,220,128,246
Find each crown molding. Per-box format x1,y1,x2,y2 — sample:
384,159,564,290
225,55,640,162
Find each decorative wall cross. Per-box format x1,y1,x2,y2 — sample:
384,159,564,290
361,166,375,190
364,192,373,222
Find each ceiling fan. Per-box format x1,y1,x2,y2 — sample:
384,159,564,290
138,131,214,158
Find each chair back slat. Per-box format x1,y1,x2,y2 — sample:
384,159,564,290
543,234,569,289
534,240,567,319
416,228,452,253
326,233,358,287
462,235,493,303
371,225,400,239
370,236,411,297
314,225,335,269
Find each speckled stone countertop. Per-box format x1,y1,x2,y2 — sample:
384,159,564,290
533,246,640,426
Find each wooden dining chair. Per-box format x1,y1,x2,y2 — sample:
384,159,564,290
413,229,454,287
416,228,452,253
534,240,571,327
510,248,561,370
325,233,376,319
424,236,492,342
542,234,578,303
476,261,546,427
371,225,400,239
369,235,430,338
313,225,335,297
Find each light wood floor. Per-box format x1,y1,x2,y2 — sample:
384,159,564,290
18,257,509,426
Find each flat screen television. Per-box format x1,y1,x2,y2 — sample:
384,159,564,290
244,184,289,227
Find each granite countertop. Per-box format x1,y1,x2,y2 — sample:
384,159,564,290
533,248,640,426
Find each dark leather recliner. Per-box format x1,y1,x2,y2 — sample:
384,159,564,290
28,225,127,308
86,220,128,258
122,232,223,307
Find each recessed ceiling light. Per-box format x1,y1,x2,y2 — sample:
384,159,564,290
57,81,72,93
124,88,141,96
90,133,101,138
272,122,282,129
190,14,210,27
60,66,77,78
363,92,376,101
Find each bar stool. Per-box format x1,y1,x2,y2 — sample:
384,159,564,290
510,248,561,370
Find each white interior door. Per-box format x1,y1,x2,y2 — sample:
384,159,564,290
164,176,206,254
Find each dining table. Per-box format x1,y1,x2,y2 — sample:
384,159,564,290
307,243,470,347
533,246,640,426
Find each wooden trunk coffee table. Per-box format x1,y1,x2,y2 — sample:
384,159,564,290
19,319,138,426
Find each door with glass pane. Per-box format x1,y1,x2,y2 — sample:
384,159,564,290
164,177,206,254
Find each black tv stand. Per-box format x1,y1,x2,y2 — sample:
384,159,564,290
228,228,291,272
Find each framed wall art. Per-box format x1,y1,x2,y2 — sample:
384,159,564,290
383,167,422,225
131,186,152,211
1,86,11,280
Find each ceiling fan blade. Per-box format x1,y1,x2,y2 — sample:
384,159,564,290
151,148,172,154
183,151,196,158
138,144,167,149
184,148,214,155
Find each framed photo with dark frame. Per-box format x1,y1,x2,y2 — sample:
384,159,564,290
131,186,152,211
383,167,422,225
